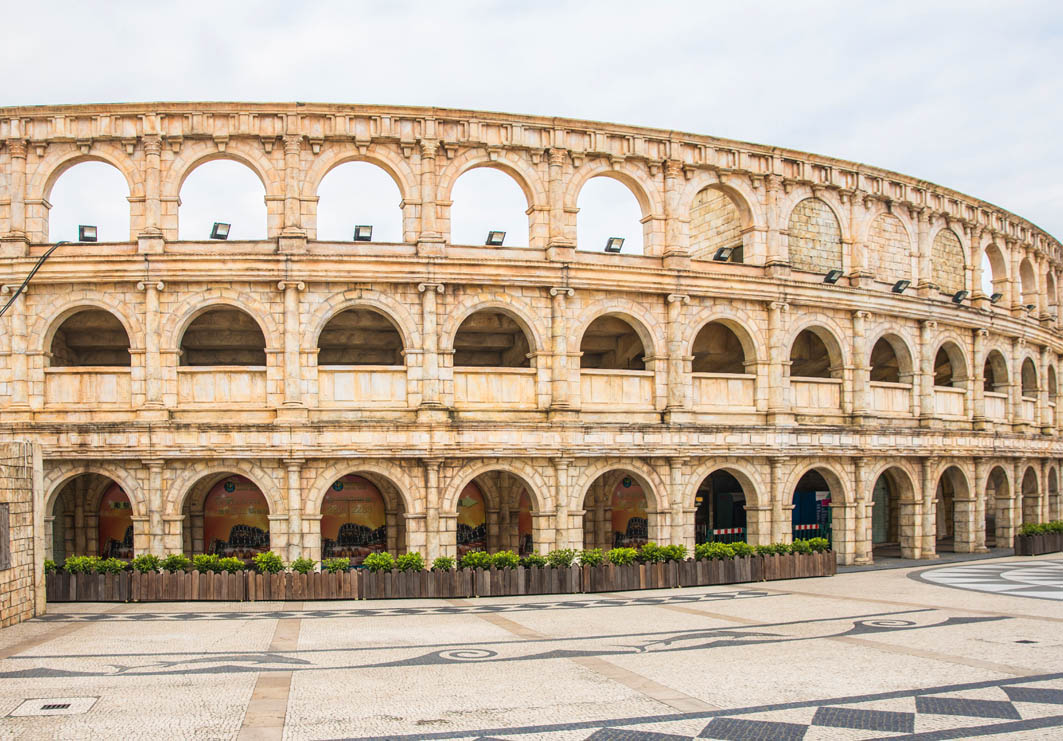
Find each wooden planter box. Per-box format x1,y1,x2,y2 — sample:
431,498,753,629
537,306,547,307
46,551,836,603
1014,532,1063,556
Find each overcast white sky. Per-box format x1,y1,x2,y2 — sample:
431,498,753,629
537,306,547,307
7,0,1062,248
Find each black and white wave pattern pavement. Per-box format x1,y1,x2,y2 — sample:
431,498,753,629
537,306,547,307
914,559,1063,601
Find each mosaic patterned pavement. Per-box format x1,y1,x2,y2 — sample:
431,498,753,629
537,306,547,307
914,559,1063,601
1,555,1061,740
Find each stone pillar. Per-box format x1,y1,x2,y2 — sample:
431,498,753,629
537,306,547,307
1040,458,1051,523
1008,239,1023,313
417,283,445,419
665,294,690,420
546,147,573,260
919,319,936,427
662,159,688,269
144,459,164,554
970,226,986,300
162,514,184,555
2,284,30,414
763,175,788,273
851,310,870,423
853,456,872,564
278,281,305,417
921,457,938,558
268,514,289,556
4,139,28,244
953,485,977,555
553,457,573,548
915,208,932,289
285,459,303,561
282,134,304,236
549,287,574,415
417,139,444,254
138,281,165,415
767,301,792,425
769,457,789,544
973,457,989,552
972,328,987,429
424,458,442,560
1040,345,1053,434
1012,337,1027,432
668,457,691,548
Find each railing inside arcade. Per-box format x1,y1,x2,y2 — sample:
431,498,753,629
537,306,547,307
696,525,747,544
792,522,831,546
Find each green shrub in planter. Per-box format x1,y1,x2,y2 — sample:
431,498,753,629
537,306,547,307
491,550,520,570
807,537,830,553
396,552,425,572
458,551,492,570
694,542,735,560
218,557,245,573
1047,520,1063,533
289,557,316,574
607,547,638,566
192,554,223,573
63,556,101,573
431,556,455,571
579,548,605,567
790,539,812,555
520,553,547,568
131,554,162,573
730,541,755,557
771,542,791,555
661,544,688,562
44,559,57,574
98,557,128,574
363,552,396,572
547,548,577,568
322,557,351,573
637,542,665,563
252,551,284,574
161,553,191,573
754,544,774,556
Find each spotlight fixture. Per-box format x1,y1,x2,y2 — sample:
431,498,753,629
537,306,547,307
210,222,230,240
712,246,734,262
952,290,969,304
77,225,98,243
485,230,506,246
1025,303,1036,311
892,279,911,294
353,225,373,242
823,269,844,284
989,292,1004,304
604,237,624,253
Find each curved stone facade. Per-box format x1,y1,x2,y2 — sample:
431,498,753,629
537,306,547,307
1,102,1061,567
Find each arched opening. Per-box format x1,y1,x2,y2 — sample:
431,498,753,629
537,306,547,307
791,470,833,544
870,338,901,383
183,474,270,558
984,350,1009,393
1050,366,1059,428
1021,468,1040,526
1019,258,1038,308
1047,272,1058,319
49,474,133,563
577,176,644,254
694,471,747,544
869,469,908,559
320,474,406,564
1049,467,1060,521
453,310,532,368
931,229,966,295
691,322,747,374
179,159,267,241
787,198,842,274
985,466,1010,548
866,212,912,283
49,310,131,367
933,343,967,388
1021,358,1038,399
454,471,536,556
580,316,646,370
689,186,744,262
934,467,967,551
982,242,1007,300
789,329,837,379
582,472,652,550
316,162,403,243
450,167,529,247
317,308,405,366
46,161,131,243
179,308,267,366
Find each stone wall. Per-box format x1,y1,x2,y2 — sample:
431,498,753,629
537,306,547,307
689,188,741,259
0,441,43,628
788,198,843,273
932,228,966,294
867,213,912,283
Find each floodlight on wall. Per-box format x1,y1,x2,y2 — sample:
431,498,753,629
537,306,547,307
952,290,970,304
823,269,844,284
892,279,911,294
712,246,734,262
210,222,230,240
353,225,373,242
77,225,97,243
604,237,624,253
485,230,506,246
1025,303,1037,311
989,292,1004,304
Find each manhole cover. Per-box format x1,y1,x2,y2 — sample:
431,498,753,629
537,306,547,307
9,697,97,716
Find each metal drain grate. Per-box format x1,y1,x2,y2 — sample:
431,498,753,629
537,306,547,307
9,697,97,716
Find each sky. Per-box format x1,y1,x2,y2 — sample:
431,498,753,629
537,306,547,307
9,0,1063,250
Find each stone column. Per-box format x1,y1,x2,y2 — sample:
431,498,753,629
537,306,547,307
424,458,442,560
417,283,445,419
137,281,165,416
919,320,936,427
767,301,792,425
970,226,986,301
417,139,444,254
973,457,989,552
853,456,872,564
972,328,987,429
1040,344,1052,434
549,287,574,416
144,459,165,554
2,284,30,414
546,147,573,260
137,134,164,252
282,134,303,236
668,457,691,548
662,159,688,269
278,281,305,417
915,208,932,289
921,457,938,558
553,457,572,548
769,457,789,543
1012,337,1027,432
285,459,303,561
1008,239,1023,314
665,294,690,421
4,138,28,248
851,310,870,423
763,175,788,273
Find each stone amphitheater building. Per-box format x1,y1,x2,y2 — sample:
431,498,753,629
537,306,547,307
1,102,1060,569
